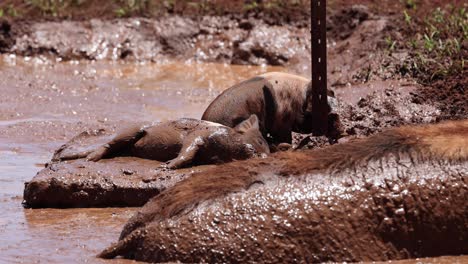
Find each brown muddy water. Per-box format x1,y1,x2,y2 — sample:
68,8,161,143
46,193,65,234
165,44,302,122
0,54,465,263
0,54,284,263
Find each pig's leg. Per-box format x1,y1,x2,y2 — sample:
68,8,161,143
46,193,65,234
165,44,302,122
53,149,93,161
166,135,205,169
87,125,146,161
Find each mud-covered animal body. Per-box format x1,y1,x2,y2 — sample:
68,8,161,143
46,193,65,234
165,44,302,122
202,72,337,144
99,120,468,262
63,115,269,169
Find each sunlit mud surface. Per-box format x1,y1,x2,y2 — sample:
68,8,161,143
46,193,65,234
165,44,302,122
0,55,281,263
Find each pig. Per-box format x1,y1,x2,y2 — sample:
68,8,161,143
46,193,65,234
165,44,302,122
99,120,468,262
63,115,269,169
201,72,339,145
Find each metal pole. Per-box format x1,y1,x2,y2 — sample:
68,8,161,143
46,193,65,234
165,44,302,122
311,0,328,135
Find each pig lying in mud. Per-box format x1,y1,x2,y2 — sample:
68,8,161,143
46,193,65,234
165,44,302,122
99,119,468,262
202,72,340,145
58,115,269,169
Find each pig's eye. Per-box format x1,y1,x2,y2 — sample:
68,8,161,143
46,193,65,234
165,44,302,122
258,139,265,145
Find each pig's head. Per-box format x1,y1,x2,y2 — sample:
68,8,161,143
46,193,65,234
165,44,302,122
295,81,342,138
234,115,270,156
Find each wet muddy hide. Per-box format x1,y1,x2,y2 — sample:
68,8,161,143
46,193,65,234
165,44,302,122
22,129,215,208
99,120,468,262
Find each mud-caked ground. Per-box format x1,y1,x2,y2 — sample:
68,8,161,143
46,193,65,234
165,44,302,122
0,0,466,263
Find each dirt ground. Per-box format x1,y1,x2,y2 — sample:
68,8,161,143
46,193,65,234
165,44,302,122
0,0,466,263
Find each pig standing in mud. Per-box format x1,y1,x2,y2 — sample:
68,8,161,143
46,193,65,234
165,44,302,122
202,72,340,145
59,115,269,169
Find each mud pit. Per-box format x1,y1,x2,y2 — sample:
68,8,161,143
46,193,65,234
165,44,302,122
0,55,281,263
1,3,467,263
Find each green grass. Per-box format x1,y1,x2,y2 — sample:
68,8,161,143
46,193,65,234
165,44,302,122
401,0,417,10
385,36,397,51
4,4,19,17
243,1,258,11
113,0,149,17
403,9,411,24
26,0,70,16
397,5,467,81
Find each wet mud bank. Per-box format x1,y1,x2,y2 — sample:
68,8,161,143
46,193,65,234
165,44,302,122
0,5,393,72
23,156,188,208
1,15,310,66
22,129,217,208
99,120,468,262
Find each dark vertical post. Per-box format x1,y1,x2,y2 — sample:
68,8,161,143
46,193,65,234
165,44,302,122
311,0,328,135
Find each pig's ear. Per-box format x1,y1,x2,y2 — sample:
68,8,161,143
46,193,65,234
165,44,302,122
234,115,260,134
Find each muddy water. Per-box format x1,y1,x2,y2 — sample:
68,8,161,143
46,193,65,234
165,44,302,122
0,148,137,264
0,55,283,263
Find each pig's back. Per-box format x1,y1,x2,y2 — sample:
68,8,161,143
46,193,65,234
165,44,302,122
131,119,203,160
202,77,272,129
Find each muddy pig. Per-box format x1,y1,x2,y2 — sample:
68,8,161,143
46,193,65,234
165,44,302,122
202,72,339,145
99,120,468,263
73,115,269,169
